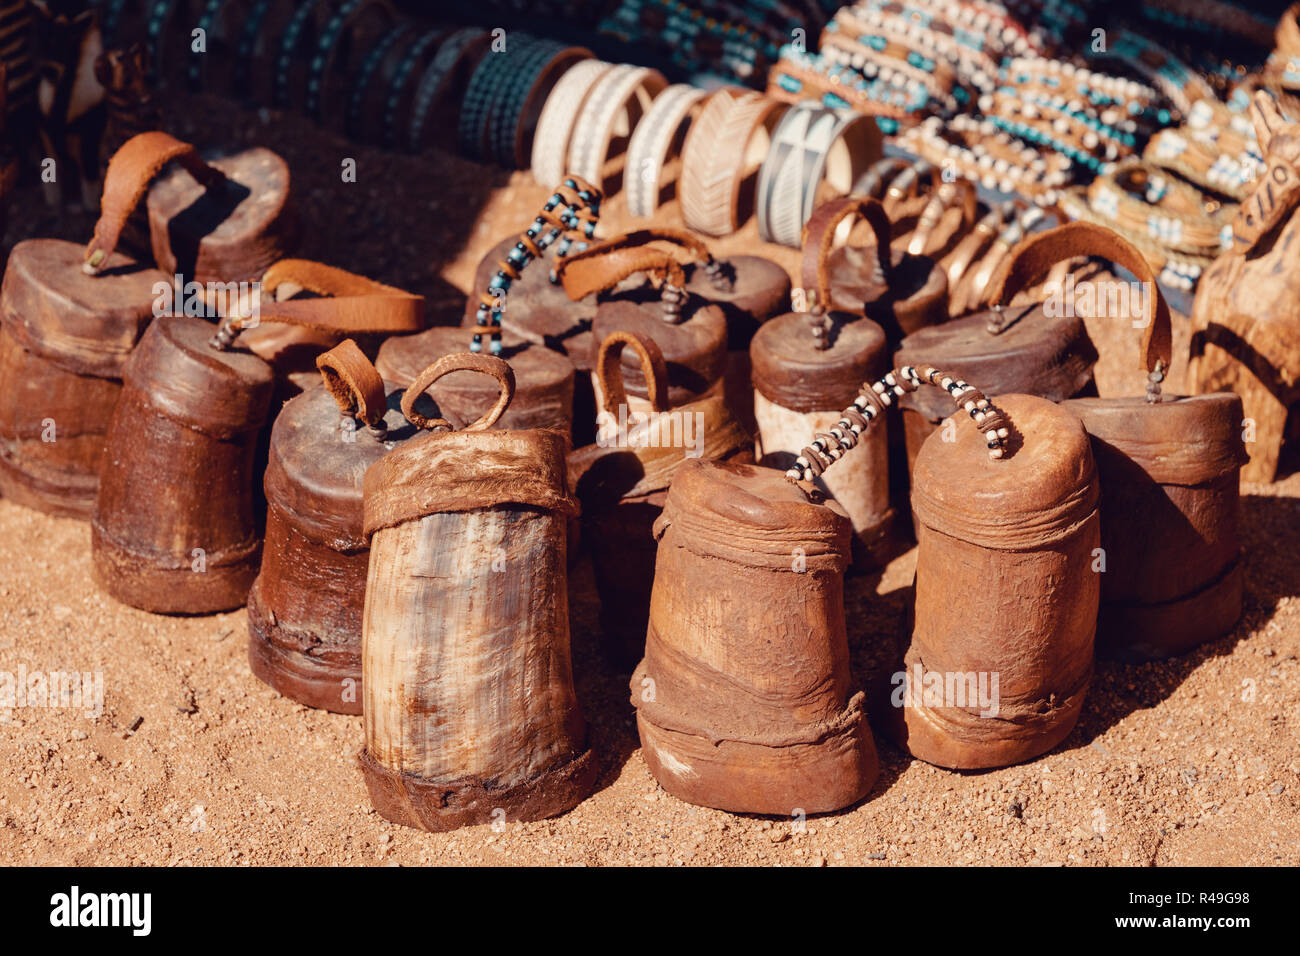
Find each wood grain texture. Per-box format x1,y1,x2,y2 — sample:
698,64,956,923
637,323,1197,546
362,505,593,829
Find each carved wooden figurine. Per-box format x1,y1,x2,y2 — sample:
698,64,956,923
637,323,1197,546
1191,90,1300,483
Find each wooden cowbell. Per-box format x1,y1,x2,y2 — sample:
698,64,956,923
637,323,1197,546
248,340,418,713
361,354,594,832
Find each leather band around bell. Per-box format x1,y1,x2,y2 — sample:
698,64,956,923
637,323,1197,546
679,88,786,237
756,100,881,248
987,220,1173,375
625,83,710,218
530,59,616,188
565,64,667,186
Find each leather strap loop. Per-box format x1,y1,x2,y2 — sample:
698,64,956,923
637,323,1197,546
400,352,514,432
555,242,687,301
316,338,387,426
800,196,894,310
596,330,670,416
84,131,225,274
241,259,425,334
987,221,1173,375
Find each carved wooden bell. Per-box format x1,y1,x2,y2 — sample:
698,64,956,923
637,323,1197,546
248,340,418,713
568,330,750,668
360,353,594,831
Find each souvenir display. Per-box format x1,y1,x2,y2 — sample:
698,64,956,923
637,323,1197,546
5,0,1291,868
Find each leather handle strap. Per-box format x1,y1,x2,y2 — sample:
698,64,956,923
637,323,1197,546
555,245,686,301
986,221,1172,375
223,259,425,337
84,132,226,274
800,196,893,310
400,353,514,432
317,339,387,427
596,330,670,416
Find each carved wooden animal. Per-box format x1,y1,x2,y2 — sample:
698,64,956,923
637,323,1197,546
1191,90,1300,482
33,0,105,210
94,43,159,179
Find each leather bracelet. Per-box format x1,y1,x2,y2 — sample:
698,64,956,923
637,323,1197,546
188,0,256,93
405,28,489,154
756,100,882,247
345,21,414,141
272,0,334,109
530,59,615,188
817,37,962,117
900,114,1072,205
564,63,666,186
624,83,709,219
303,0,396,125
234,0,300,102
379,27,445,148
679,88,786,237
459,35,557,162
492,42,590,169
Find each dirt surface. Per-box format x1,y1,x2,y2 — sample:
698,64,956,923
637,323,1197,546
1,94,1297,866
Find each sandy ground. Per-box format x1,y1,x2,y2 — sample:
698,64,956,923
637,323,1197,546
0,94,1297,866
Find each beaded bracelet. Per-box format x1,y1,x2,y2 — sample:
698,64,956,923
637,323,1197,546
1087,159,1234,258
471,177,603,356
999,57,1165,126
1086,29,1212,118
837,2,1000,93
405,28,490,154
784,364,1011,488
1144,127,1260,202
1056,188,1215,293
768,47,926,121
378,28,446,148
818,32,965,116
302,0,396,123
899,114,1072,205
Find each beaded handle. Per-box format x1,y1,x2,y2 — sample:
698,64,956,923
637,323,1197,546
784,364,1012,487
470,175,603,356
596,330,671,416
316,338,388,437
986,220,1173,403
400,353,514,433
